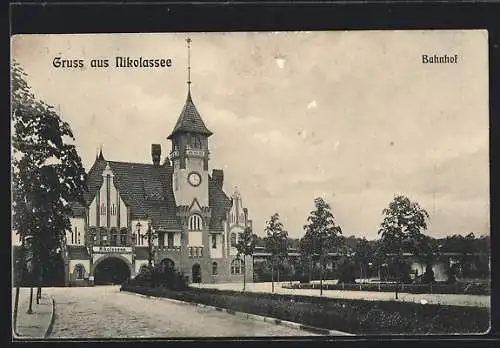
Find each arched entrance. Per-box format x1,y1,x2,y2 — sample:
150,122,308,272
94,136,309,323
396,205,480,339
93,257,131,285
192,263,201,283
161,258,175,272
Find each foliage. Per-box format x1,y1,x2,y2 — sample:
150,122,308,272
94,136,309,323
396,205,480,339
301,198,343,260
11,61,87,285
131,264,188,290
264,213,289,263
236,227,257,260
121,284,489,334
236,226,258,290
377,195,429,281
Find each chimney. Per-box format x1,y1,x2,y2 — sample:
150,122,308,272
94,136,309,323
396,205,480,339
212,169,224,189
151,144,161,166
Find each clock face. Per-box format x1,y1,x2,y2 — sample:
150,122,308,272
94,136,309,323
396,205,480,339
188,171,202,187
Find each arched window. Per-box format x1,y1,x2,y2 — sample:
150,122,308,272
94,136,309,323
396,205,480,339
74,264,85,280
231,259,244,275
110,228,118,246
120,228,128,246
230,232,237,247
212,262,218,275
100,203,106,215
190,135,202,149
188,214,203,231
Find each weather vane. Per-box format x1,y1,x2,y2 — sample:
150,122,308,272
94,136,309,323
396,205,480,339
186,37,192,89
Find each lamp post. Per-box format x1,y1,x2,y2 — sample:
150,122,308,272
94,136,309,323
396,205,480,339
135,222,141,246
147,218,154,267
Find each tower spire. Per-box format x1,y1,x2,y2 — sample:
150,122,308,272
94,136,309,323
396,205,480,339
186,37,192,92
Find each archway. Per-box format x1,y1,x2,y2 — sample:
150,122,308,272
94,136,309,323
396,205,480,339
93,257,131,285
161,258,175,272
192,263,201,283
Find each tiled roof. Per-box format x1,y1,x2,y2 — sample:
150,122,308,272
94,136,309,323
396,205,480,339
70,201,86,218
209,176,232,231
167,91,213,139
82,157,232,232
68,245,90,260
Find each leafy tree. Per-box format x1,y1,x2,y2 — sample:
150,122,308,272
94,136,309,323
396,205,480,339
354,237,372,281
236,226,257,291
145,218,157,267
378,195,429,298
302,197,343,295
264,213,288,293
12,61,87,310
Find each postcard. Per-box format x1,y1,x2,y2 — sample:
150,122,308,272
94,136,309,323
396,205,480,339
11,30,490,338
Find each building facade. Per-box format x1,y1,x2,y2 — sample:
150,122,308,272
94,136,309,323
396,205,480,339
64,88,253,286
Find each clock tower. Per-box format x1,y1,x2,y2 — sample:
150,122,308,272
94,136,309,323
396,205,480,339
168,38,212,208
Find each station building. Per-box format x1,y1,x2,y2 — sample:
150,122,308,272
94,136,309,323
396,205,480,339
64,87,253,286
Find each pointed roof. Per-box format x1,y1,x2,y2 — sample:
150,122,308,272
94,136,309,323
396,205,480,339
98,147,105,160
81,157,231,231
167,91,213,139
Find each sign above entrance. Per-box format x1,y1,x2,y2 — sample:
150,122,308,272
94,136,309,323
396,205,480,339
93,246,132,253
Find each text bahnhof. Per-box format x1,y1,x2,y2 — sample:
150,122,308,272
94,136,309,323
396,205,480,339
52,57,173,68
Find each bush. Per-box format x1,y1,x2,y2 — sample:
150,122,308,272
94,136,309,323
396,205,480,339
120,284,490,334
128,264,189,290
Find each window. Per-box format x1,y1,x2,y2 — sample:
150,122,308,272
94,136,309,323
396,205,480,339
230,232,237,247
120,228,128,246
158,232,165,247
76,227,80,244
211,234,217,249
75,264,85,280
188,214,203,231
212,262,218,275
167,233,174,248
190,135,202,149
188,247,193,257
231,259,244,275
110,228,118,246
111,204,116,216
100,203,106,215
70,229,74,244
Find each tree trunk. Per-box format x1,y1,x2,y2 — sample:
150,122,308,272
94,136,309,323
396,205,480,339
27,288,34,314
243,255,246,292
13,287,20,334
309,257,312,283
271,263,274,293
320,257,323,296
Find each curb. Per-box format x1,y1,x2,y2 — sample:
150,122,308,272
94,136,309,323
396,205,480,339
124,290,353,336
44,296,56,338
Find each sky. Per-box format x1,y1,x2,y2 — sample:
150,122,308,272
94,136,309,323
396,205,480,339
11,30,490,239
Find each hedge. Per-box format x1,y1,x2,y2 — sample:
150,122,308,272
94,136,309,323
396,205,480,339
121,283,490,335
282,282,491,295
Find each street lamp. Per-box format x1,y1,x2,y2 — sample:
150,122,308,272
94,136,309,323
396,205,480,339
135,222,141,246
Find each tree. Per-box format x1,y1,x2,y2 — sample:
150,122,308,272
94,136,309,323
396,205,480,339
378,195,429,298
235,226,257,292
353,237,372,281
302,197,343,295
146,218,157,267
264,213,288,293
12,61,87,313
